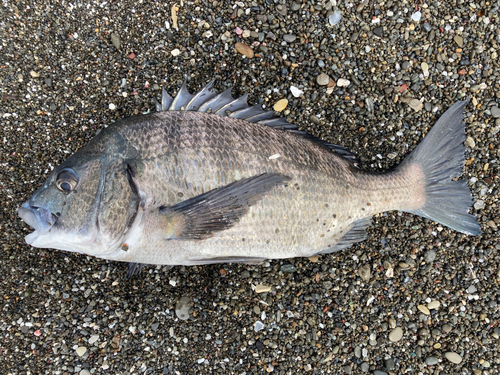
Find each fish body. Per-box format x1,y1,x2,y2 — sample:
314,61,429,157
19,82,480,268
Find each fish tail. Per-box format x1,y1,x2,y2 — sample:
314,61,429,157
397,100,481,235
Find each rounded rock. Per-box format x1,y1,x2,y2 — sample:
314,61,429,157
389,327,403,342
445,352,462,364
234,42,254,58
316,73,330,86
273,99,288,112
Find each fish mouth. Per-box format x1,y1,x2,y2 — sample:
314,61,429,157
18,203,58,245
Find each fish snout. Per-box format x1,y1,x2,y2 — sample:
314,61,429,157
18,203,58,243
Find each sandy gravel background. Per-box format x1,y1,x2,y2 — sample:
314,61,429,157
1,0,499,374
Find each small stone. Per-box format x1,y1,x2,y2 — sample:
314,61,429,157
108,103,116,110
110,33,121,50
361,362,369,372
408,99,423,111
384,358,395,370
283,34,296,43
491,106,500,118
467,285,477,294
290,86,303,97
373,27,383,37
424,250,436,263
316,73,330,86
80,370,91,375
234,42,254,58
418,305,431,315
465,136,476,149
75,346,87,356
486,220,498,230
426,356,439,365
423,22,432,32
337,78,350,87
175,296,191,320
454,35,464,47
171,48,180,57
308,255,320,263
255,284,271,294
474,200,484,210
427,300,440,310
329,10,342,25
30,71,40,78
88,335,99,345
254,321,264,332
389,327,403,342
421,62,429,74
411,11,421,22
273,99,288,112
445,352,462,364
358,264,371,282
281,264,297,273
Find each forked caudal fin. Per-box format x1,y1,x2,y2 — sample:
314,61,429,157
397,100,481,235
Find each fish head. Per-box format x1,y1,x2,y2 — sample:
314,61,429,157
18,154,106,253
18,151,139,257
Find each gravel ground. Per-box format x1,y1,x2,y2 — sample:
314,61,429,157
1,0,499,374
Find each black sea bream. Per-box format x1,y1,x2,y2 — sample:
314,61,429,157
19,81,480,272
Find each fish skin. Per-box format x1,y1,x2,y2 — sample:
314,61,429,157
18,83,480,268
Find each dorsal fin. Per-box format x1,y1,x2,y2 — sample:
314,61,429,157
154,80,360,166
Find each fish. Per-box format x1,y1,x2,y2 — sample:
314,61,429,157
18,80,481,275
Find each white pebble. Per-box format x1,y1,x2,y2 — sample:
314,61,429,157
254,321,264,332
411,11,422,22
337,78,350,87
108,103,116,110
290,86,304,97
171,48,181,57
75,346,87,356
329,10,342,25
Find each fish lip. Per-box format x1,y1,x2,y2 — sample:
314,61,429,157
18,203,58,245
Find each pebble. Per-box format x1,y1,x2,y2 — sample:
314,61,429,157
88,335,99,345
75,346,87,356
445,352,463,364
254,321,264,332
491,106,500,118
426,356,439,365
411,11,422,22
316,73,330,86
234,42,254,58
171,48,180,57
360,362,369,372
80,370,91,375
408,99,423,112
280,264,297,273
30,71,40,78
290,86,304,97
418,305,431,315
427,300,440,310
389,327,403,342
424,249,436,263
337,78,350,87
255,284,271,293
465,136,476,149
329,11,342,25
175,296,191,320
358,264,371,282
273,99,288,112
423,22,432,32
454,35,464,47
283,34,296,43
474,200,484,210
110,33,121,50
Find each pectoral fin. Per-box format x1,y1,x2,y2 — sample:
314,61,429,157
160,173,291,240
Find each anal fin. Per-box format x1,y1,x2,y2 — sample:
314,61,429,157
318,217,372,254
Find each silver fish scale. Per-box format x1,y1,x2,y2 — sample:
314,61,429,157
107,111,419,265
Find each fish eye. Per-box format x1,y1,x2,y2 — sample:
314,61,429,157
56,169,79,193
